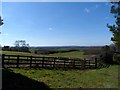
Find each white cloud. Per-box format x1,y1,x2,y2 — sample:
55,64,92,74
105,2,111,7
92,4,100,10
95,5,100,8
2,33,8,36
84,8,90,13
105,2,109,6
105,17,109,19
48,27,53,31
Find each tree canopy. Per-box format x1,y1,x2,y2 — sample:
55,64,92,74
107,1,120,53
0,16,3,26
14,40,29,47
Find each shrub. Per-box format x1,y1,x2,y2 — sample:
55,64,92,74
113,54,120,64
99,51,113,64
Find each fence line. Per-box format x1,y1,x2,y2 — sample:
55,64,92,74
2,54,99,69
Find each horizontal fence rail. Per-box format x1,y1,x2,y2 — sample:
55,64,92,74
2,54,100,69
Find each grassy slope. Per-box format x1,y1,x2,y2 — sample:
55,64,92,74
1,51,33,55
1,50,84,59
12,65,119,88
1,51,44,57
2,50,119,88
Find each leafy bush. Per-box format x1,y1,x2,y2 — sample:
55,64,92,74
99,51,113,64
83,48,101,55
113,54,120,64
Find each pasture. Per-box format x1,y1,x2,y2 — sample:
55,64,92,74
10,65,119,88
1,50,85,59
1,50,38,56
2,50,119,88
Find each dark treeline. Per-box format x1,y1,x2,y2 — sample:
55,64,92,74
2,45,102,54
34,49,79,54
2,46,30,53
31,46,102,55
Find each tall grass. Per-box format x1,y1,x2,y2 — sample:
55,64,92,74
12,65,119,88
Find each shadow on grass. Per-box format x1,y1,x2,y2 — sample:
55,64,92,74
2,68,52,90
97,64,110,69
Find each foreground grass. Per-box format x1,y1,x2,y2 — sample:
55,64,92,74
11,65,119,88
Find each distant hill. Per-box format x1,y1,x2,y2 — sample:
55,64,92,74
30,46,102,50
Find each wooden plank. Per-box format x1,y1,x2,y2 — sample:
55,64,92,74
4,63,18,65
42,57,44,68
2,54,5,68
3,58,19,60
95,58,97,68
17,55,19,68
30,56,32,68
82,59,86,69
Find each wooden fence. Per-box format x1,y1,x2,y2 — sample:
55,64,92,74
2,54,99,69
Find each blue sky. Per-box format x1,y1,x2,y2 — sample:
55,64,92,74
1,2,115,46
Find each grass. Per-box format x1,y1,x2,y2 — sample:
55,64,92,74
1,50,84,59
1,50,44,57
11,65,119,88
2,50,119,88
1,51,33,55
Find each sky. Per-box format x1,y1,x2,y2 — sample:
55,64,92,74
0,2,115,46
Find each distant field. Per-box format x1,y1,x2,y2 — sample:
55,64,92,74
1,50,84,59
1,50,43,56
11,65,119,88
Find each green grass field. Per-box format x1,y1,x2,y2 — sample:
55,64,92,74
1,50,84,59
1,51,33,55
1,50,45,57
11,65,119,88
2,50,119,88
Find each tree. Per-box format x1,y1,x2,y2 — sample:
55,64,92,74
14,40,29,47
107,1,120,53
14,40,30,52
0,16,3,26
100,45,113,64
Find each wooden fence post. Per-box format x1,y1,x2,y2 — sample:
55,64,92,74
89,60,90,69
53,58,55,68
17,55,19,68
82,59,86,69
64,60,65,68
2,54,5,68
95,58,97,68
73,59,75,68
30,56,32,68
42,57,44,68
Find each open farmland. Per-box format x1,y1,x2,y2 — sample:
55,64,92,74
2,50,120,88
1,51,39,56
7,65,119,88
1,50,85,59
